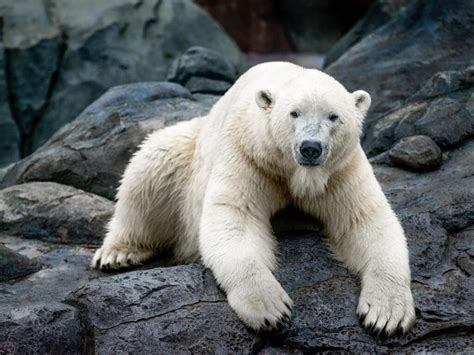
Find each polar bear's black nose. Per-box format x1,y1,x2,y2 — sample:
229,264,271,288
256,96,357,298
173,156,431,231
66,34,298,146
300,140,322,159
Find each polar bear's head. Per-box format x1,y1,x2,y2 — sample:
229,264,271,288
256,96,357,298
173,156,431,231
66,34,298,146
254,69,371,171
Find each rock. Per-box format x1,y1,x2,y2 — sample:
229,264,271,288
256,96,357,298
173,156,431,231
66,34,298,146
0,235,104,307
326,0,474,154
276,0,371,53
0,45,20,166
363,67,474,156
0,245,41,282
388,135,442,171
377,140,474,233
167,47,237,95
324,0,412,67
0,0,246,163
0,82,217,200
185,77,232,95
414,98,472,148
168,47,237,85
0,182,113,244
0,302,83,354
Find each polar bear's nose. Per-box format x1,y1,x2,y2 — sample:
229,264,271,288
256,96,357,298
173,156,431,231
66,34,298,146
300,140,322,159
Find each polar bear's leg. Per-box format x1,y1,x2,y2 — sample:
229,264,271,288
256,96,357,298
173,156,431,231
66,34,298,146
312,151,415,336
92,120,200,270
200,163,292,331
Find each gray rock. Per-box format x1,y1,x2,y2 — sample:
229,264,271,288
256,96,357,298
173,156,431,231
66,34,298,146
167,47,237,95
363,67,474,156
0,182,113,244
414,98,472,148
185,77,232,95
276,0,371,53
326,0,474,154
0,235,104,307
378,140,474,233
167,46,237,86
389,135,442,171
0,82,217,200
0,245,41,282
325,0,412,67
0,45,20,166
0,0,246,162
413,66,474,100
0,302,83,354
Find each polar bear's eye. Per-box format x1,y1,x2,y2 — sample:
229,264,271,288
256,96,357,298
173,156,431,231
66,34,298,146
290,111,299,118
329,114,339,122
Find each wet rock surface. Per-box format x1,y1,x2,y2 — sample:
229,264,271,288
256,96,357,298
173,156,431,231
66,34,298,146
388,135,442,171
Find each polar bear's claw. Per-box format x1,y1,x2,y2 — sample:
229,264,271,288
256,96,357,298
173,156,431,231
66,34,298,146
227,274,293,332
91,245,154,270
357,278,415,337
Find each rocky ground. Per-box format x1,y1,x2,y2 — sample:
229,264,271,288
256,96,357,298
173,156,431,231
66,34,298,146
1,0,473,353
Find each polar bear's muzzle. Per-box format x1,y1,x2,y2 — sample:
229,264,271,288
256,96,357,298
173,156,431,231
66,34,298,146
293,140,327,167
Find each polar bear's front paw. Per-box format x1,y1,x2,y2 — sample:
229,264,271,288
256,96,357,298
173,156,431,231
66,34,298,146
91,244,154,270
227,274,293,331
357,277,415,337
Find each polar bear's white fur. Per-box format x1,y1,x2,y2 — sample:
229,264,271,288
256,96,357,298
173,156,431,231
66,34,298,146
92,62,415,335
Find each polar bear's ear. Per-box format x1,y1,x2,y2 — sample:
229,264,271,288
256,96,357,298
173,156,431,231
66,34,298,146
255,89,273,110
352,90,371,115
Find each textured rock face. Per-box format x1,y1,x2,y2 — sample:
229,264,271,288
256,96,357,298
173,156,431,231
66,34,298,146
0,182,113,244
0,82,217,200
167,46,237,95
364,67,474,157
0,47,20,166
0,245,41,282
326,0,474,154
0,0,246,165
324,0,412,67
276,0,371,53
388,135,442,171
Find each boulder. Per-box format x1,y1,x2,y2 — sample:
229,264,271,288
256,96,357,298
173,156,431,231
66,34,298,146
324,0,412,67
388,135,442,171
0,235,103,354
0,182,113,244
0,46,21,166
276,0,371,53
0,302,83,354
326,0,474,154
0,82,217,200
0,245,41,282
167,47,237,95
0,0,246,163
364,67,474,156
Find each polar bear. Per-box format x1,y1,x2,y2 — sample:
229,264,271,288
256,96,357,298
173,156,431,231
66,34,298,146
92,62,415,336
